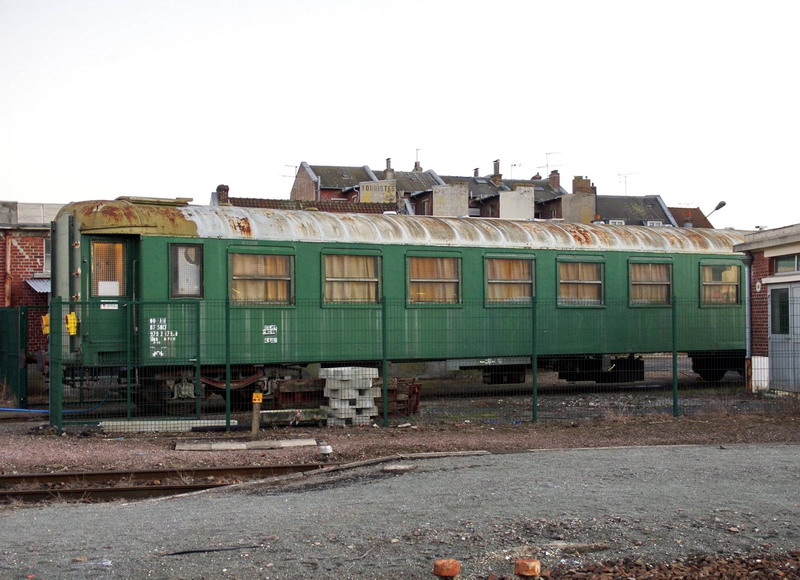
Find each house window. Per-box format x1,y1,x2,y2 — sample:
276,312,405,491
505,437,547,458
645,220,663,227
486,258,534,303
630,262,671,305
323,254,380,303
408,256,460,304
170,244,203,298
700,264,740,304
774,254,800,274
91,241,126,297
43,238,51,274
230,253,293,304
558,261,603,305
609,219,626,225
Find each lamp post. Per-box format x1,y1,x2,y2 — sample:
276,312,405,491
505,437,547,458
706,201,726,219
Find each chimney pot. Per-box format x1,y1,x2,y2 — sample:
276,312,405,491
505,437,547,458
548,169,560,190
386,158,392,170
474,168,480,177
215,184,230,204
413,161,422,172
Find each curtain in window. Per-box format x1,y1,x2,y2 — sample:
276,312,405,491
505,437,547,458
324,255,378,303
630,263,670,304
487,258,532,302
558,262,602,303
409,257,459,303
231,254,290,303
92,242,125,296
701,265,739,304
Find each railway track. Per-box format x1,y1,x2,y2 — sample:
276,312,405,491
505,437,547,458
0,463,333,504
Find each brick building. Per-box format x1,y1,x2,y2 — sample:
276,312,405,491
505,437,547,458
0,201,61,354
734,224,800,393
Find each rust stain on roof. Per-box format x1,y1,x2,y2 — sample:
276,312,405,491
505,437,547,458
58,199,746,255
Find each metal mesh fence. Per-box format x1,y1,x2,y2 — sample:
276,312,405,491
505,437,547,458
46,297,794,431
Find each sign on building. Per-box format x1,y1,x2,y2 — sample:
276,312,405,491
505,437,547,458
360,180,396,203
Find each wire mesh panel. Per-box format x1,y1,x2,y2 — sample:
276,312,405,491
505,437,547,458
46,295,790,432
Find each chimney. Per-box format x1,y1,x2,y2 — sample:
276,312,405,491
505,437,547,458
531,172,542,180
548,170,560,190
474,168,480,178
385,158,395,180
491,159,502,186
572,176,596,195
413,160,423,172
215,184,230,205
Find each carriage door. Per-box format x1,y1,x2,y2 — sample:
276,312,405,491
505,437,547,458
768,283,800,392
86,238,132,364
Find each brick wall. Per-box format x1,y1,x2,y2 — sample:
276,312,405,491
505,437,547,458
749,250,770,357
1,231,49,353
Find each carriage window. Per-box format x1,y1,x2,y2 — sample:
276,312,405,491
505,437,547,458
91,241,126,297
323,254,380,304
630,263,671,305
408,256,460,304
558,261,603,305
170,244,203,298
701,264,740,304
486,258,534,304
230,253,293,304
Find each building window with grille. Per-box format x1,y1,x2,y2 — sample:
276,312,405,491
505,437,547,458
170,244,203,298
230,253,293,304
323,254,380,304
558,260,603,305
630,262,671,305
774,254,800,274
408,256,460,304
486,257,534,304
91,241,126,297
700,264,740,304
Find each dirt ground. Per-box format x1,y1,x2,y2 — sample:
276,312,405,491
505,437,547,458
2,408,799,475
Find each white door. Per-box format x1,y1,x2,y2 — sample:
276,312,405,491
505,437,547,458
768,283,800,392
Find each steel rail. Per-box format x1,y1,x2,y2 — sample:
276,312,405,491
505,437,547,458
2,483,231,503
0,462,333,488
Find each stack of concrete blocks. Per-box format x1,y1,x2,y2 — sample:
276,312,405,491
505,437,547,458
319,367,380,426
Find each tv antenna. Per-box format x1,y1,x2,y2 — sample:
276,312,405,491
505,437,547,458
281,165,298,179
617,172,637,195
510,162,522,178
537,152,562,174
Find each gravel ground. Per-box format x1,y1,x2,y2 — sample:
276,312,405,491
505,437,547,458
2,390,799,578
1,444,799,579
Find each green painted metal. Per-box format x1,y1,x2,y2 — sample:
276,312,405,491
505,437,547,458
60,234,747,370
49,298,63,432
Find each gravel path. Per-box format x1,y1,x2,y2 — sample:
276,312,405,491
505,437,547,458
1,443,798,579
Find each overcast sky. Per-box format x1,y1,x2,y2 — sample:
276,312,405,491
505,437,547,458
1,0,797,230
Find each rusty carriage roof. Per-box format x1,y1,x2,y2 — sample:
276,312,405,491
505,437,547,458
62,198,746,254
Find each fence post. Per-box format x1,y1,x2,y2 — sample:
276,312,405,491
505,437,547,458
125,300,133,418
531,296,538,423
381,296,389,428
49,298,63,432
225,298,231,431
17,307,29,408
672,296,679,417
194,301,202,418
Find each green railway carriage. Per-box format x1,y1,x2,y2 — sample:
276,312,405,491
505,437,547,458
51,197,746,408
